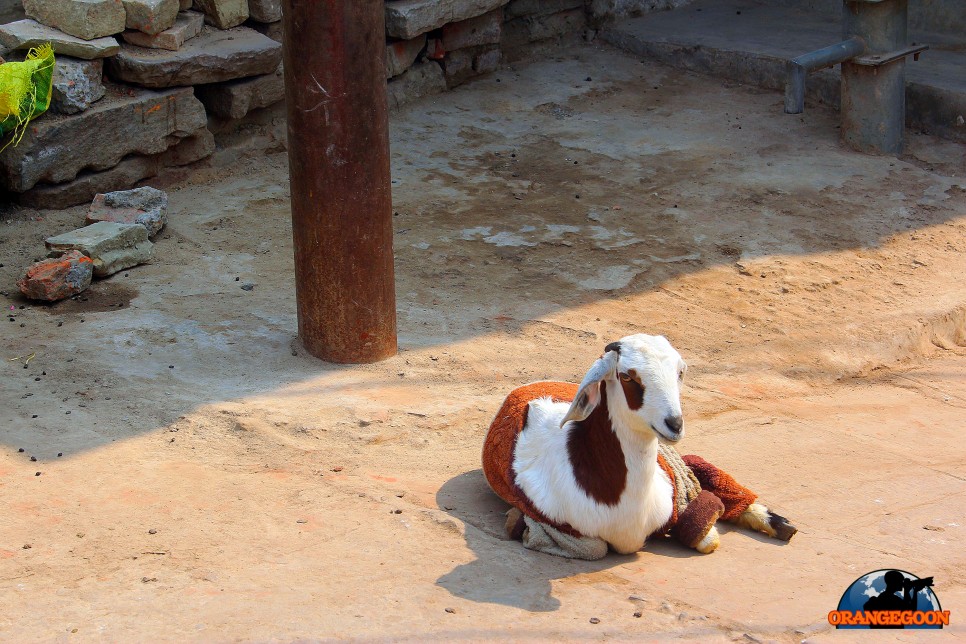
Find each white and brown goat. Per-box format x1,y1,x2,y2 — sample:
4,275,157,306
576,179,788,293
482,334,796,557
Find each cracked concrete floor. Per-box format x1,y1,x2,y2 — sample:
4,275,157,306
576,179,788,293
1,42,965,641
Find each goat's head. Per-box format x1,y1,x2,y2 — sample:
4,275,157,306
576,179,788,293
560,334,688,442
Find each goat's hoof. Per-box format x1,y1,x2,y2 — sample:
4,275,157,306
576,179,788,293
695,526,720,554
505,508,526,541
737,503,797,541
769,512,798,541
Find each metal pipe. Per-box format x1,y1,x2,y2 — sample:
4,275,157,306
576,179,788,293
281,0,398,363
783,36,865,114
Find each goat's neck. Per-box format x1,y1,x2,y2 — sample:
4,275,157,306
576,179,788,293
569,383,661,508
602,380,661,481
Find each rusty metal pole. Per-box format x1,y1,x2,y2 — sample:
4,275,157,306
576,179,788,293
281,0,397,363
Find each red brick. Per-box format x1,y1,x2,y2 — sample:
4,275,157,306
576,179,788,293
17,250,94,302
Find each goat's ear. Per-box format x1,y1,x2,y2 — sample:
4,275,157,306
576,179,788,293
560,350,619,428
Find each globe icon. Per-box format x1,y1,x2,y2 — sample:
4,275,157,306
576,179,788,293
836,569,944,629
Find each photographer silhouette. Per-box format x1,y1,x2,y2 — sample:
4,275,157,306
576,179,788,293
863,570,919,629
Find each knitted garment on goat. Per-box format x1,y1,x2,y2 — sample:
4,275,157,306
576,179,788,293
482,381,759,546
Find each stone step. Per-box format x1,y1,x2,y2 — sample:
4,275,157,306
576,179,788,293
105,25,281,87
385,0,509,40
86,186,168,237
46,221,154,278
121,10,204,50
601,0,966,143
17,130,213,209
0,85,207,192
247,0,280,24
196,62,284,120
22,0,125,41
193,0,247,29
123,0,180,35
0,19,120,59
51,57,106,115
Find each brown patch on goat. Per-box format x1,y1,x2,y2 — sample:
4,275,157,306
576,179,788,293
567,387,628,506
620,369,644,410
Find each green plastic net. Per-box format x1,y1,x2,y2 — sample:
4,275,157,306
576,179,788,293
0,43,55,151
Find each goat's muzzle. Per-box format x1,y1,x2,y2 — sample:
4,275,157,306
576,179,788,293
655,415,684,443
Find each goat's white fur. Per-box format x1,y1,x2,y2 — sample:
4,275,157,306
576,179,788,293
512,333,689,554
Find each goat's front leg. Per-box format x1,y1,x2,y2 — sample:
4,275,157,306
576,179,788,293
682,454,797,541
671,490,725,553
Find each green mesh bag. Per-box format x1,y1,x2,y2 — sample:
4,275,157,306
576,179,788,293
0,43,55,151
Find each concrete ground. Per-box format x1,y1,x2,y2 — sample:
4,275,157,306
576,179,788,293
602,0,966,142
1,40,965,641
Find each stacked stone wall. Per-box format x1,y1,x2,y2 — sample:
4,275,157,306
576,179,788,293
0,0,673,208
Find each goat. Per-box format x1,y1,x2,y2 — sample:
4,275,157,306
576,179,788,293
482,333,796,558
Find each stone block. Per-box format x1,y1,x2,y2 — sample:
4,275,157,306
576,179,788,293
385,0,509,40
51,56,105,115
442,45,500,86
505,0,583,19
123,0,179,34
0,86,207,192
503,8,586,48
440,8,501,51
0,19,120,59
22,0,125,41
387,60,446,111
473,47,501,74
158,128,214,166
385,35,426,79
247,0,279,24
106,26,281,87
46,222,153,277
86,186,168,236
193,0,247,29
195,62,283,119
180,0,192,9
17,130,212,209
248,18,281,43
121,10,203,50
17,250,94,301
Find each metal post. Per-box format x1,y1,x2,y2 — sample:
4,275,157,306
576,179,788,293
281,0,398,363
841,0,908,154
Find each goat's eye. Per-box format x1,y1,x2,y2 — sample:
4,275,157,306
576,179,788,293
619,372,631,382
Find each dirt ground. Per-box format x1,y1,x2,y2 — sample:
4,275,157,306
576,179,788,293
1,42,965,642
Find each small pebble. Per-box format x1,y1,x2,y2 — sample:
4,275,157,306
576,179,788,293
296,519,307,524
22,544,31,549
148,529,157,535
241,284,255,291
393,509,402,514
633,611,642,618
589,617,600,624
35,471,41,476
444,607,456,614
18,448,24,453
30,456,36,462
31,415,38,419
57,453,63,457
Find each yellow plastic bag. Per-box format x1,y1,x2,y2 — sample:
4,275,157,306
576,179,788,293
0,44,55,151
